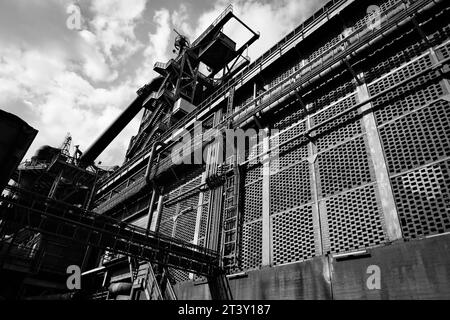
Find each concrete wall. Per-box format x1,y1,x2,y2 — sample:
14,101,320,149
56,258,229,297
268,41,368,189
174,234,450,300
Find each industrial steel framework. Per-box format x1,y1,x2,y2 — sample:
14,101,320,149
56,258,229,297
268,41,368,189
84,0,450,299
2,0,450,300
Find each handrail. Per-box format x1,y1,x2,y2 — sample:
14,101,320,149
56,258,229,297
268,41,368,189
1,184,219,259
191,4,233,48
227,0,406,123
96,0,405,189
240,54,450,166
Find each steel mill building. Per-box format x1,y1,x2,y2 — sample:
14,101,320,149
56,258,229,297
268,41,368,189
1,0,450,300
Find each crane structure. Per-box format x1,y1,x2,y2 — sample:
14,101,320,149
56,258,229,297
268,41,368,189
0,5,258,300
2,0,450,300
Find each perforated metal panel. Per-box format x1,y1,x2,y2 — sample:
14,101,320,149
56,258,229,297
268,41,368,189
272,204,315,265
351,0,400,32
368,55,433,96
178,193,200,213
270,136,309,172
198,192,210,240
272,104,307,130
270,161,311,214
364,34,429,84
241,220,262,270
321,185,387,254
309,80,357,112
169,268,190,283
311,94,361,152
379,100,450,175
436,41,450,61
160,205,176,237
242,179,262,223
391,160,450,239
374,74,444,125
175,209,197,243
159,172,202,241
316,136,374,198
270,119,309,171
243,164,262,185
307,33,342,63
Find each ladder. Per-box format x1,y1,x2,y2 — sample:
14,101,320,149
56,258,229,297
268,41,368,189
226,87,235,116
220,155,241,271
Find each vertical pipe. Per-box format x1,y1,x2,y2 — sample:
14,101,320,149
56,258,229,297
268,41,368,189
145,189,157,235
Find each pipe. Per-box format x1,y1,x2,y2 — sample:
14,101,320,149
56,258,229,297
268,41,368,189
108,282,132,294
234,0,436,129
155,193,165,234
145,189,157,235
144,141,165,235
80,77,163,167
144,142,165,186
80,95,145,167
241,55,450,166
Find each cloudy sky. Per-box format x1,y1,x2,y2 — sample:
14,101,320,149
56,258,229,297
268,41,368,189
0,0,327,166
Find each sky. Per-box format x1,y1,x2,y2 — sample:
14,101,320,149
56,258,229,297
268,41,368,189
0,0,327,166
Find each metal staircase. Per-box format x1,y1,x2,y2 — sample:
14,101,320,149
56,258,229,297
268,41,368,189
129,259,177,300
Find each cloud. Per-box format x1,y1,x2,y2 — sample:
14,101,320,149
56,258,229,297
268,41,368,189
89,0,147,66
133,8,172,88
0,0,328,168
0,0,143,166
175,0,328,61
78,30,119,82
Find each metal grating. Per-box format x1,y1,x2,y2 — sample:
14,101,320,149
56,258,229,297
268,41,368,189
363,26,429,84
368,54,433,96
198,205,209,240
316,136,374,198
270,136,309,172
311,94,361,152
270,161,311,214
379,100,450,176
175,209,197,243
181,176,202,193
391,159,450,239
272,104,307,130
170,268,190,283
178,194,200,213
198,189,210,242
159,205,176,237
322,185,387,254
351,0,401,32
241,220,262,270
373,73,444,125
308,80,357,112
275,120,306,142
243,180,263,223
270,120,309,171
436,41,450,61
311,94,358,126
307,31,342,63
272,204,315,265
243,164,262,185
